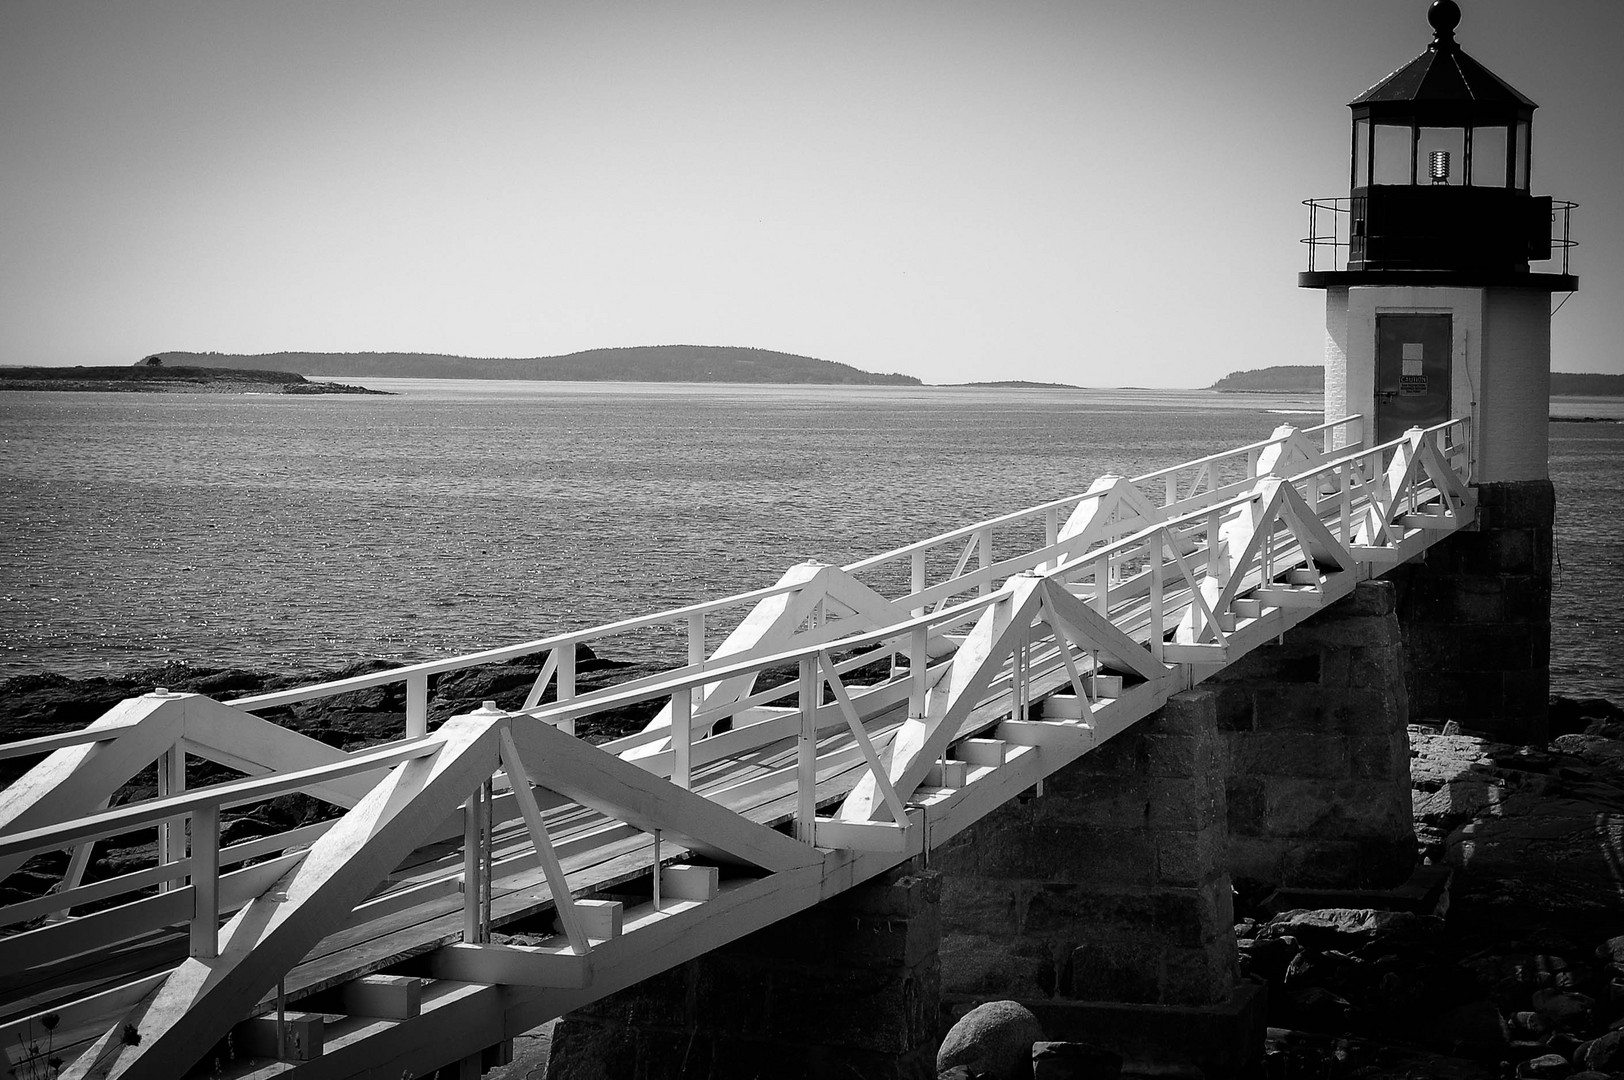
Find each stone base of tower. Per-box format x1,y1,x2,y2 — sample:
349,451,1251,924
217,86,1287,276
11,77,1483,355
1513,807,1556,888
543,864,941,1080
1386,479,1554,744
934,691,1266,1077
1207,580,1417,894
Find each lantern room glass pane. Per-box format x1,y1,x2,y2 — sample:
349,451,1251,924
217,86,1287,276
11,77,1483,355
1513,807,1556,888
1470,125,1508,187
1372,123,1411,186
1352,118,1371,189
1416,127,1465,185
1514,120,1530,189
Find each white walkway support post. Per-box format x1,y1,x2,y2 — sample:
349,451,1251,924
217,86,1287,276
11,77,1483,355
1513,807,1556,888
558,644,576,736
796,656,817,844
158,738,184,893
190,803,219,959
406,673,429,738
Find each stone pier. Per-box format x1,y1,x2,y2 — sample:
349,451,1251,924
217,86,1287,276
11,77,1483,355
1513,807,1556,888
545,584,1428,1078
1387,479,1555,744
935,690,1264,1076
1208,579,1416,894
544,864,942,1080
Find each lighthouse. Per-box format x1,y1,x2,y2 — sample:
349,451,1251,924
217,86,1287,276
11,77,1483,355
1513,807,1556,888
1300,0,1577,738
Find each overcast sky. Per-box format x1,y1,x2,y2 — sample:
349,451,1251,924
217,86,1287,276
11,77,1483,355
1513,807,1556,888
2,0,1619,386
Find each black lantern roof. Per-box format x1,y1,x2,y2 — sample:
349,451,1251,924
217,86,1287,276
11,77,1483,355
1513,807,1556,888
1350,1,1535,117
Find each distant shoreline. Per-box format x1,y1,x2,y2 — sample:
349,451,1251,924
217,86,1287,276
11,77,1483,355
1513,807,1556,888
1211,363,1624,397
149,345,922,386
0,365,388,395
948,379,1083,390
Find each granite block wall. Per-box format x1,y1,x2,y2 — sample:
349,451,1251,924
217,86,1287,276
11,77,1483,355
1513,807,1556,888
1208,579,1417,891
1385,479,1554,742
935,691,1237,1013
545,864,942,1080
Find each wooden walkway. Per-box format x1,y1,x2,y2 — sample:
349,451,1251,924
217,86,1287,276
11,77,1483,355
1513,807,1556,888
0,416,1476,1080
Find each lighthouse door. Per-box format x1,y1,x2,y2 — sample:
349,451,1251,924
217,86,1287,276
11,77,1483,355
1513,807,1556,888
1375,314,1452,445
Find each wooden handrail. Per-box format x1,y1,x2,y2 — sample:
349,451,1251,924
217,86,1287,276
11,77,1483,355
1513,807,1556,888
0,721,145,761
0,737,442,861
211,416,1373,718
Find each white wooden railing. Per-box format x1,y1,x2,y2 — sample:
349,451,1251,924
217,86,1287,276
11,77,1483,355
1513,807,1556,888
217,415,1365,735
0,415,1480,1080
0,414,1463,934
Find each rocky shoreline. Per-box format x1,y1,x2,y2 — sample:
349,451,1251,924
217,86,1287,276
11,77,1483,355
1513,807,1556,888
1235,696,1624,1079
0,364,389,394
0,653,657,909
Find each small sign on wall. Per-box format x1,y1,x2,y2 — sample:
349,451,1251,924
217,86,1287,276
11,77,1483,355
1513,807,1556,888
1401,343,1427,395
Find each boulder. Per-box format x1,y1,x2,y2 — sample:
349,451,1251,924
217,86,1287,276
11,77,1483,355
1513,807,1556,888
1509,1010,1552,1038
1531,989,1595,1032
1237,936,1296,984
1574,1028,1624,1072
1515,1052,1572,1078
938,1001,1044,1080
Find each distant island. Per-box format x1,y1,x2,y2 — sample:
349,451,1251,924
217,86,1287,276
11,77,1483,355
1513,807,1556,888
0,362,387,395
1209,366,1325,393
1549,372,1624,396
954,380,1083,390
149,345,922,386
1210,365,1623,397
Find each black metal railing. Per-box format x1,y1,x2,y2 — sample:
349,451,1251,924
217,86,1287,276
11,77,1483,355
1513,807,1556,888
1301,197,1353,273
1300,196,1576,275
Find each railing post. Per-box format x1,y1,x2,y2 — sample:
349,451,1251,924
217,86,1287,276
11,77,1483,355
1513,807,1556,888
977,529,992,595
652,829,663,910
672,686,692,790
911,551,926,618
158,742,185,893
1206,508,1224,588
1014,623,1029,720
1093,553,1110,615
1262,515,1275,583
463,785,483,943
406,673,429,738
558,643,576,737
481,779,493,939
1340,465,1354,547
190,803,219,959
908,626,928,718
1149,533,1165,662
687,611,705,668
1044,507,1059,571
796,656,818,844
1307,199,1318,272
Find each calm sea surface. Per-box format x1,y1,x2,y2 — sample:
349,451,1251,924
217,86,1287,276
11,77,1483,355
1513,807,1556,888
1,381,1618,702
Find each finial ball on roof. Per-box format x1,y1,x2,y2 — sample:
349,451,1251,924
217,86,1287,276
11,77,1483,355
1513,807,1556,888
1428,1,1462,36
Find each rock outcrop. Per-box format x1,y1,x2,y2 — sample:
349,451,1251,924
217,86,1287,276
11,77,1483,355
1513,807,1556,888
1238,696,1624,1078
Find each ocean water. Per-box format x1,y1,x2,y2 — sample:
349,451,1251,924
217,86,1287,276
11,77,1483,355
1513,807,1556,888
1,381,1618,703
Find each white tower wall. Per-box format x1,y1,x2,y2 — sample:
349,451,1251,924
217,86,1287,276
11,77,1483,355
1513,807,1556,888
1323,285,1551,482
1478,287,1553,482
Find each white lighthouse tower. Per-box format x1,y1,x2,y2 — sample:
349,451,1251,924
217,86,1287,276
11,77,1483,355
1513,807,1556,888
1300,0,1578,738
